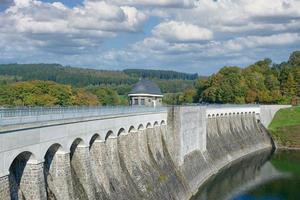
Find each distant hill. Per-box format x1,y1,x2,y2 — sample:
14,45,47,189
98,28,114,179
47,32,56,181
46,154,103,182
123,69,198,80
0,64,136,87
0,64,199,94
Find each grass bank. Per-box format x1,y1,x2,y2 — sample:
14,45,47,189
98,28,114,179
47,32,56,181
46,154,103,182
268,106,300,149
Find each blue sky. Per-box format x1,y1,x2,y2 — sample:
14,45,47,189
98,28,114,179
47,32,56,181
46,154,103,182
0,0,300,75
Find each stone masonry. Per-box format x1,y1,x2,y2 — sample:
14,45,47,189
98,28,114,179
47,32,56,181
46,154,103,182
0,175,10,200
20,162,47,200
71,145,96,200
45,152,74,200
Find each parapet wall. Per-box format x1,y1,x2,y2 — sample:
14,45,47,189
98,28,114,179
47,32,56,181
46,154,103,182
259,105,292,127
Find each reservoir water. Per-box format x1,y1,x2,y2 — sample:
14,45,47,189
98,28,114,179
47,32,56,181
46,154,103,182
191,150,300,200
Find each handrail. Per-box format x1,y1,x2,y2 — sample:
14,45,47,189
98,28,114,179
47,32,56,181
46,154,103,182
0,106,168,126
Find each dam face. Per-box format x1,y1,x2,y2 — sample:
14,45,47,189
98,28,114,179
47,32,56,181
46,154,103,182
0,105,290,200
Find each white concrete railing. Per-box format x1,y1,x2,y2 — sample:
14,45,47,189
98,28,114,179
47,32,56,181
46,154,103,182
206,105,260,118
0,106,167,126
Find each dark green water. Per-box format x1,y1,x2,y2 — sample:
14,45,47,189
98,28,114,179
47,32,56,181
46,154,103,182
192,150,300,200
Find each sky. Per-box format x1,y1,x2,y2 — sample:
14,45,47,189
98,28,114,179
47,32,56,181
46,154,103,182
0,0,299,75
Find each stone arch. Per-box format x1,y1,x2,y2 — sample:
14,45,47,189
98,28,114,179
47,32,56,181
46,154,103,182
208,114,211,118
138,124,144,131
89,134,102,147
44,143,64,170
9,151,39,200
70,138,85,159
43,143,67,198
161,120,166,125
105,130,114,141
216,114,219,117
118,128,126,136
128,126,136,133
146,123,152,128
154,121,159,126
212,114,215,117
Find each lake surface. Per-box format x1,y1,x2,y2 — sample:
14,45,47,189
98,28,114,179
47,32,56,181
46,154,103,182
191,149,300,200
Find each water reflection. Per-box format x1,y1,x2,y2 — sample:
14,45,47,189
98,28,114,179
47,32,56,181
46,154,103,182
191,149,300,200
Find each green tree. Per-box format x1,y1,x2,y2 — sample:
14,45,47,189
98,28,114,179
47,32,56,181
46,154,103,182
288,51,300,66
282,73,297,97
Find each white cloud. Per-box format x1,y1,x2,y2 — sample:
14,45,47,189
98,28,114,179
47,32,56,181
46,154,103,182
1,0,300,74
152,21,213,42
134,33,300,56
2,0,147,36
167,0,300,34
103,0,196,8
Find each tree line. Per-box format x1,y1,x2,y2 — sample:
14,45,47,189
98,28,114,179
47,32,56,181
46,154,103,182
0,51,298,107
0,64,197,96
123,69,198,80
0,80,128,107
163,51,300,105
195,51,300,105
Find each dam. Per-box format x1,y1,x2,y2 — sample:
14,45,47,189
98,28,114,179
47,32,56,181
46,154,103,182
0,104,290,200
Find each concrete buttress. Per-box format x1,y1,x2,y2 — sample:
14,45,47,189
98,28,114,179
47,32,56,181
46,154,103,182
71,145,96,200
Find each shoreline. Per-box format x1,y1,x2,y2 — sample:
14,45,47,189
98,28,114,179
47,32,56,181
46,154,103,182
275,146,300,151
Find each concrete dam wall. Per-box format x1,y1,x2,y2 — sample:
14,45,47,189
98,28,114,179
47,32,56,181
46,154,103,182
0,105,289,200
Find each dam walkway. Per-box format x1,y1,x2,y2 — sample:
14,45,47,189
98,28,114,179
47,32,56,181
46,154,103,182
0,106,167,126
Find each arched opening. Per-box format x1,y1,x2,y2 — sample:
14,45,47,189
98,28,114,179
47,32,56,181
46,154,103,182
9,151,37,199
146,123,152,128
70,138,85,159
138,124,144,131
105,130,114,141
237,112,240,115
44,143,65,198
212,114,215,117
128,126,136,133
221,113,224,116
225,113,228,116
241,112,244,115
118,128,126,136
161,120,166,125
44,143,63,174
229,113,232,115
216,114,219,117
153,121,159,126
208,114,211,118
90,134,102,147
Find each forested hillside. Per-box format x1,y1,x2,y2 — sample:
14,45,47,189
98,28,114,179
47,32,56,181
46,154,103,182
124,69,198,80
0,51,299,107
0,64,137,87
0,80,99,106
0,64,196,95
0,64,197,106
195,51,300,104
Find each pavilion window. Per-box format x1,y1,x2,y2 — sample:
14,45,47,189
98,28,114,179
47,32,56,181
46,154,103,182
134,99,139,105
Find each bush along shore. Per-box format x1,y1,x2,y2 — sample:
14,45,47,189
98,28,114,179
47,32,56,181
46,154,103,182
269,107,300,149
